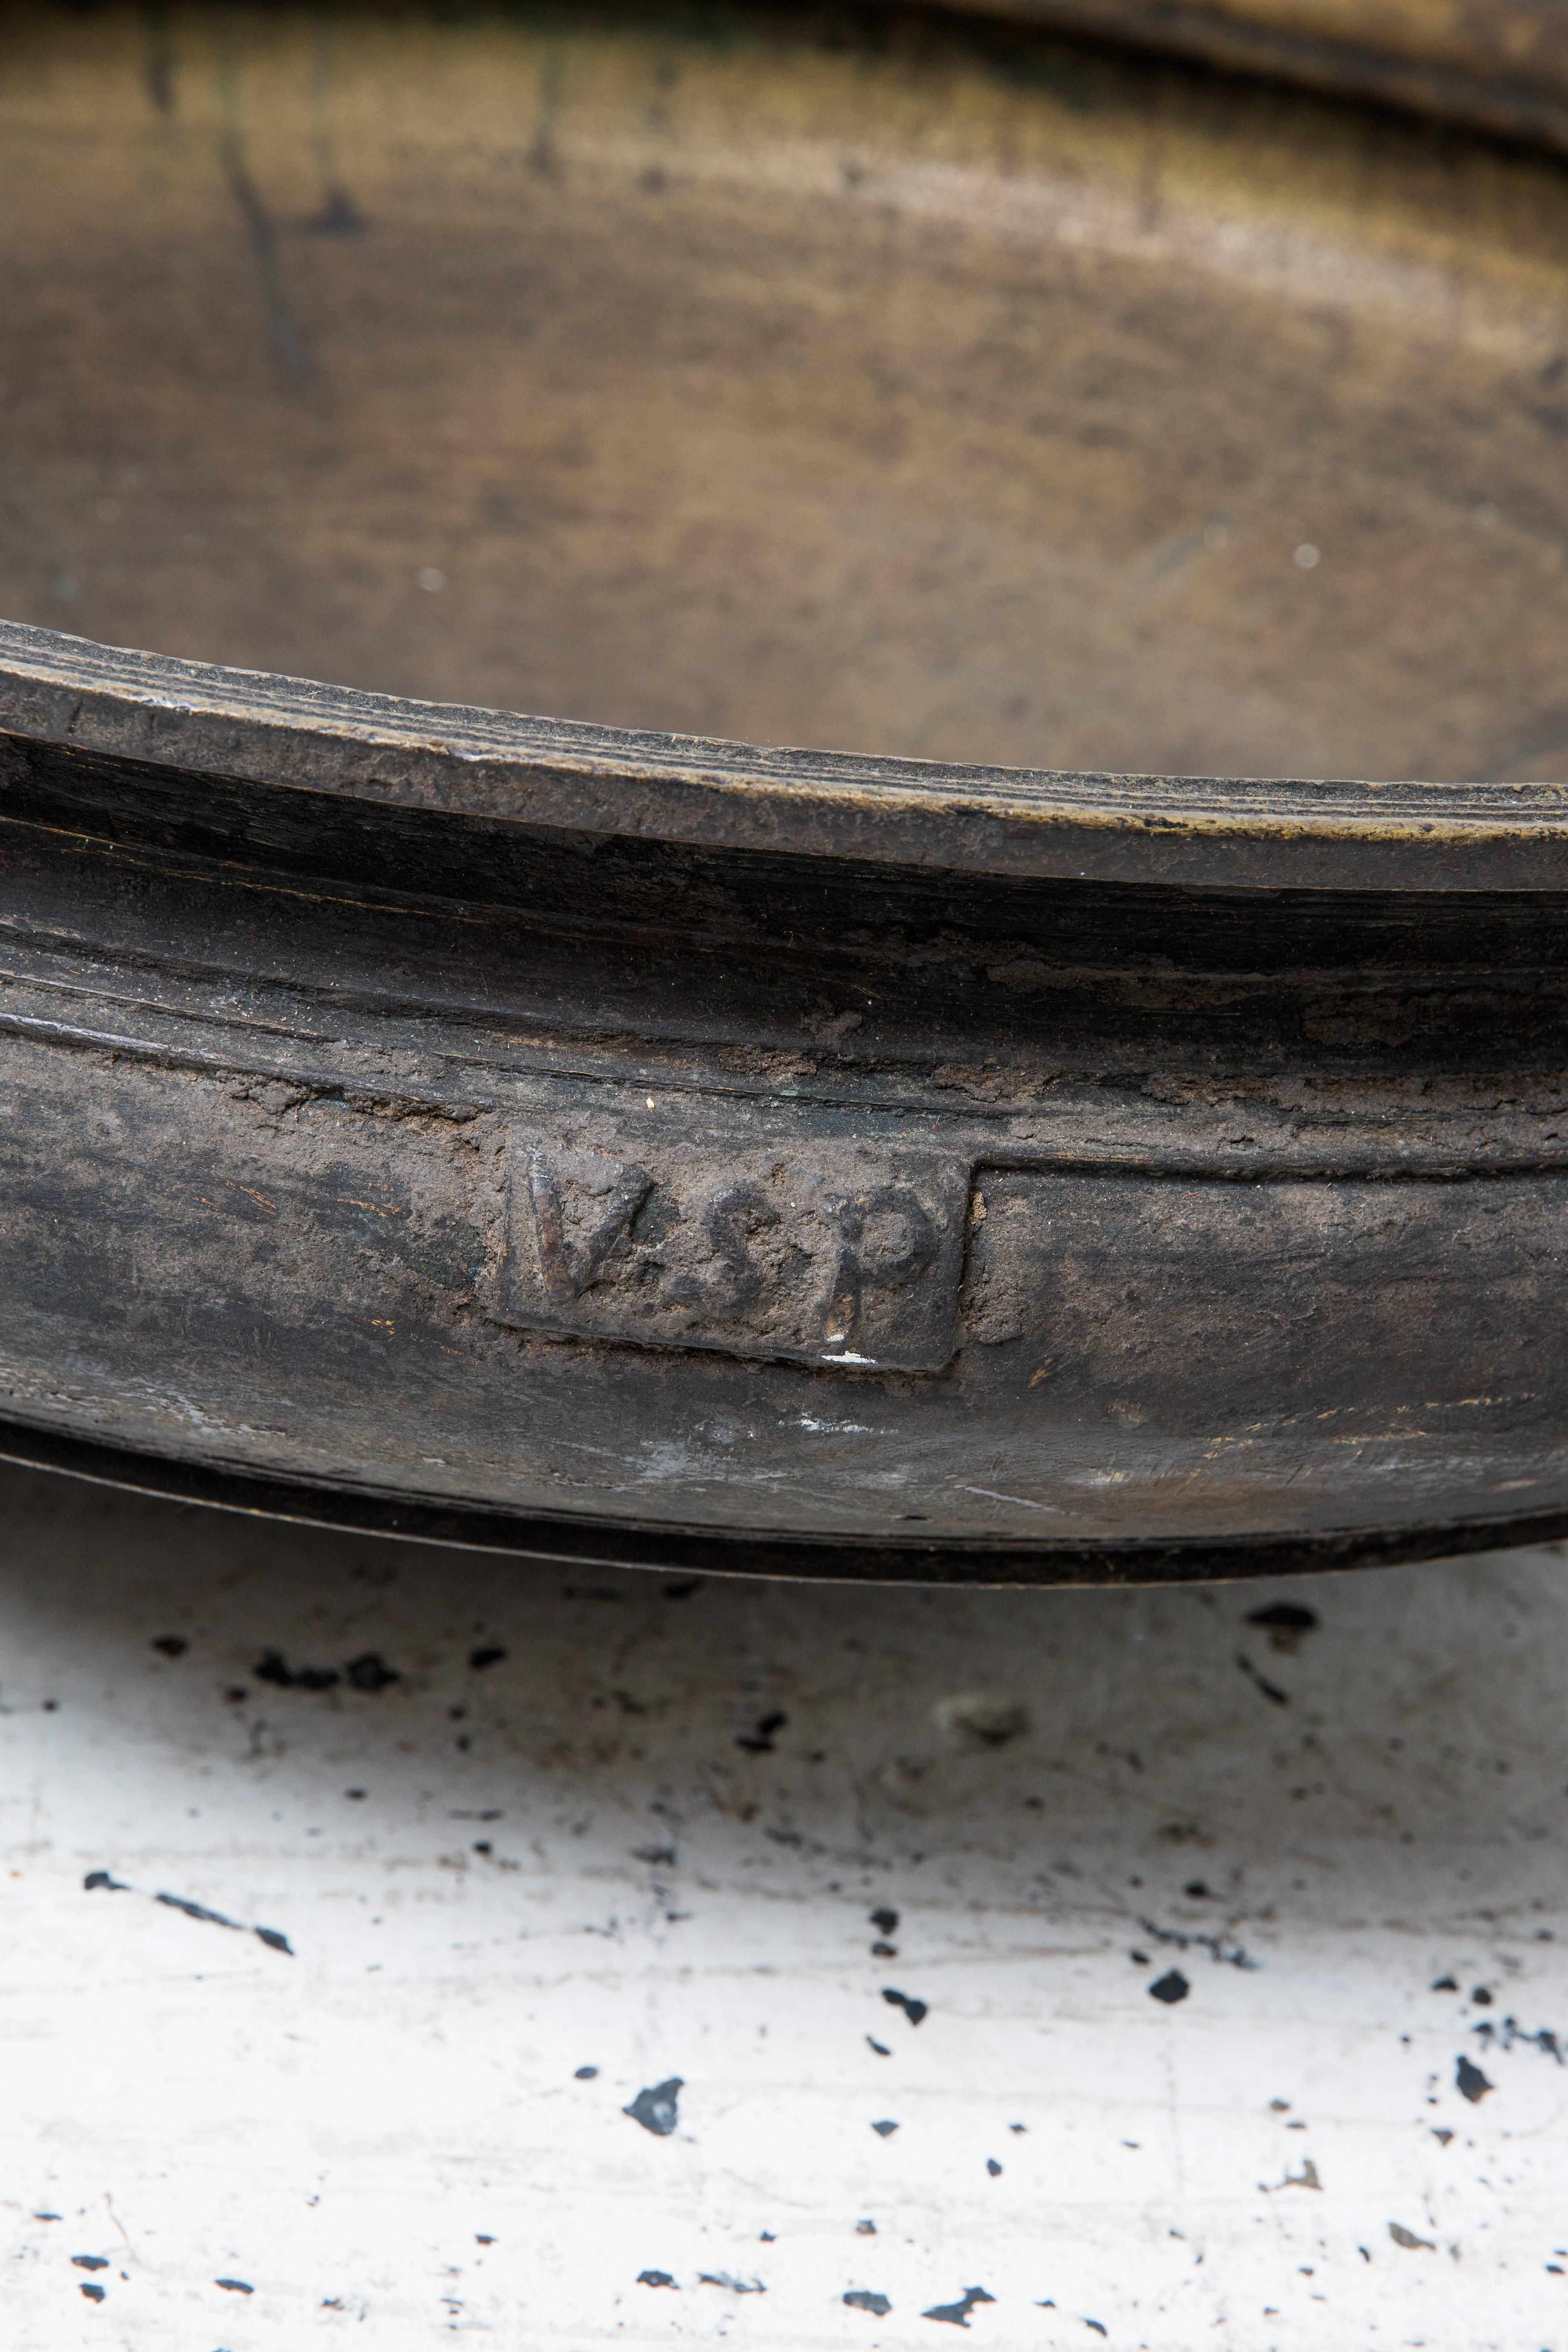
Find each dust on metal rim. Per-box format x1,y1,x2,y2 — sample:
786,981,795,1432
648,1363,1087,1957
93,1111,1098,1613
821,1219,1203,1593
4,621,1568,894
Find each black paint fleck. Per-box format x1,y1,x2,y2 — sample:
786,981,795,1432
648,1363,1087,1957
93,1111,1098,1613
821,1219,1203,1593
1149,1969,1190,2005
923,2285,995,2327
871,2118,899,2137
91,1868,292,1953
79,2283,105,2302
870,1908,899,1936
575,2065,599,2079
1140,1916,1257,1971
986,2158,1002,2176
638,2269,676,2288
150,1635,187,1658
882,1987,927,2027
866,2036,891,2056
625,2078,682,2136
71,2256,109,2271
216,2275,254,2292
1474,2016,1563,2062
156,1891,244,1931
1236,1652,1290,1706
345,1652,399,1693
736,1710,787,1754
1084,2323,1109,2338
845,2289,892,2314
1457,2055,1493,2103
254,1649,338,1691
1245,1601,1319,1653
698,2271,765,2293
469,1645,507,1670
1388,2224,1435,2252
1432,1976,1458,1992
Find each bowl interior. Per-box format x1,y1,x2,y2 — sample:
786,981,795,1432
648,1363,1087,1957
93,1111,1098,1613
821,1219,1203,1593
5,0,1568,785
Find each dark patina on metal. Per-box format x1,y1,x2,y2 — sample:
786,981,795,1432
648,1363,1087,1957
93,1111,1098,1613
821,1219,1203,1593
2,619,1568,1581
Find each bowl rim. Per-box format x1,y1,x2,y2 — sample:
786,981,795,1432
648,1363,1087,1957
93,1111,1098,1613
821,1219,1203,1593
4,1408,1566,1585
4,618,1567,893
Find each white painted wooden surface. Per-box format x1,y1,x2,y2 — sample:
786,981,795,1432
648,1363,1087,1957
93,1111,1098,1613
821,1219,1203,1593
2,1463,1566,2348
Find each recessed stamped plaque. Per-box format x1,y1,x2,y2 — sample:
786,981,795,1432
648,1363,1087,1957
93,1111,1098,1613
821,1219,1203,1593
490,1122,972,1369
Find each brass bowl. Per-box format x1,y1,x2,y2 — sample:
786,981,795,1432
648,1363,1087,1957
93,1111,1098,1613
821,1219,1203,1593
4,1,1568,1580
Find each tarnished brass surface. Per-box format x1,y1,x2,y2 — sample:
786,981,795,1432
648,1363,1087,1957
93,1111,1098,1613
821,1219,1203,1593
7,2,1568,785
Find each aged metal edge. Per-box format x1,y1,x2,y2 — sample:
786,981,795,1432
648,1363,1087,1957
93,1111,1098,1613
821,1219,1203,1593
0,1414,1556,1586
916,0,1568,160
9,1006,1568,1182
0,1007,477,1121
5,624,1568,891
